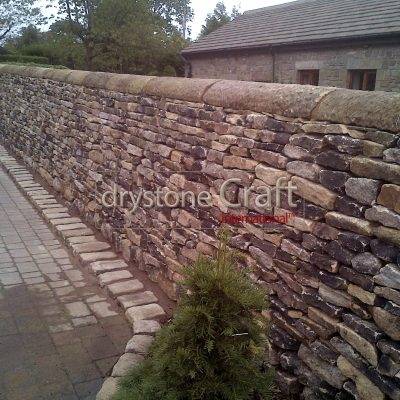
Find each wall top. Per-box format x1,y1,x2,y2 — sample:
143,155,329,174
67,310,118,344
1,64,399,134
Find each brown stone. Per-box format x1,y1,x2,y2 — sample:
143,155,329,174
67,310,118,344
377,184,400,214
223,156,258,170
350,157,400,184
348,284,376,306
291,176,337,210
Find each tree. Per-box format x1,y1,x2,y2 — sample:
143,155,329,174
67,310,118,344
150,0,193,38
52,0,190,73
113,229,275,400
199,1,240,38
0,0,44,42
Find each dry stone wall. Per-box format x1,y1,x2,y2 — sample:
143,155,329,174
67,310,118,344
0,64,400,400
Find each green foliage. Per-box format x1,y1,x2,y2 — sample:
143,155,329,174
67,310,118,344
199,1,240,38
113,229,274,400
0,54,49,63
31,0,191,74
0,61,67,68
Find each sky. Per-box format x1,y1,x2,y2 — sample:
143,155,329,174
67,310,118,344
36,0,292,39
190,0,290,38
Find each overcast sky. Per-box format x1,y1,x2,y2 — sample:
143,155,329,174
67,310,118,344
37,0,292,39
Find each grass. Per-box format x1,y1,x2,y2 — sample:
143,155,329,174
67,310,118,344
0,61,68,69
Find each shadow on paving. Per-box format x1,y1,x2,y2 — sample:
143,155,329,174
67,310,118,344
0,284,132,400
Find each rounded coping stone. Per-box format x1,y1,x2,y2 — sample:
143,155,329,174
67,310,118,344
203,79,336,118
65,70,92,85
81,71,115,88
143,76,221,103
312,88,400,134
105,73,156,94
0,64,30,74
42,69,73,81
21,66,50,78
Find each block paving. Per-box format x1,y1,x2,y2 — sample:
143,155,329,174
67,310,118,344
0,147,167,400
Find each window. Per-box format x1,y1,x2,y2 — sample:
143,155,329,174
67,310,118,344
348,70,376,91
298,70,319,86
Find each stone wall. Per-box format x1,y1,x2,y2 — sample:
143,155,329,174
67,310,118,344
0,64,400,400
186,42,400,92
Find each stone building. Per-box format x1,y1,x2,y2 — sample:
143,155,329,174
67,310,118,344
182,0,400,92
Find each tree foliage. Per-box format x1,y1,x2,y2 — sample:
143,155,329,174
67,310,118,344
199,1,240,38
46,0,191,73
0,0,44,42
113,229,274,400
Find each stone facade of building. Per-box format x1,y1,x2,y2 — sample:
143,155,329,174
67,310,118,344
185,42,400,92
0,65,400,399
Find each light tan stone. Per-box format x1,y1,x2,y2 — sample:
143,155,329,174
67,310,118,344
337,356,384,400
291,176,337,210
223,156,258,170
325,212,373,236
338,324,378,367
348,284,376,306
125,303,165,322
372,307,400,341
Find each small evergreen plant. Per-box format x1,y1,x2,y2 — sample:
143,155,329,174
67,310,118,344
113,229,274,400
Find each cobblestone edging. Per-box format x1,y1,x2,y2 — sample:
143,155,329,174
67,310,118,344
0,145,166,400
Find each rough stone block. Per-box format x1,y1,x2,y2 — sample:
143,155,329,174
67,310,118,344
325,212,373,236
98,270,133,287
133,320,161,335
112,353,144,377
125,303,165,322
298,344,346,389
348,284,376,306
350,157,400,184
80,251,118,264
374,264,400,290
255,164,291,185
338,323,378,366
107,279,144,298
337,356,384,400
345,177,381,205
372,307,400,341
351,252,382,275
96,377,119,400
117,291,158,309
377,184,400,213
89,259,128,275
292,176,337,210
365,205,400,230
125,335,154,354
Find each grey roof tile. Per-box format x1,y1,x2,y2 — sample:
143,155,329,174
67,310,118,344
183,0,400,54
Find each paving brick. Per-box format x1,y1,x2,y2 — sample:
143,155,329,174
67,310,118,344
65,301,92,318
89,301,119,318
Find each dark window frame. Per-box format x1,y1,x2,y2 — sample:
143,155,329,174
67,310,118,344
348,69,377,91
298,70,320,86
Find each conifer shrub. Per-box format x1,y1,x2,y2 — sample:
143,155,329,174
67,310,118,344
113,229,274,400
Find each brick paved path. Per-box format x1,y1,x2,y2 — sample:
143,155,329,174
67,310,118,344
0,168,132,400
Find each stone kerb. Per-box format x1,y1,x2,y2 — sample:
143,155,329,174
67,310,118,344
1,63,400,133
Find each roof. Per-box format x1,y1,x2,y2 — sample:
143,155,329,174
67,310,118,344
182,0,400,55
